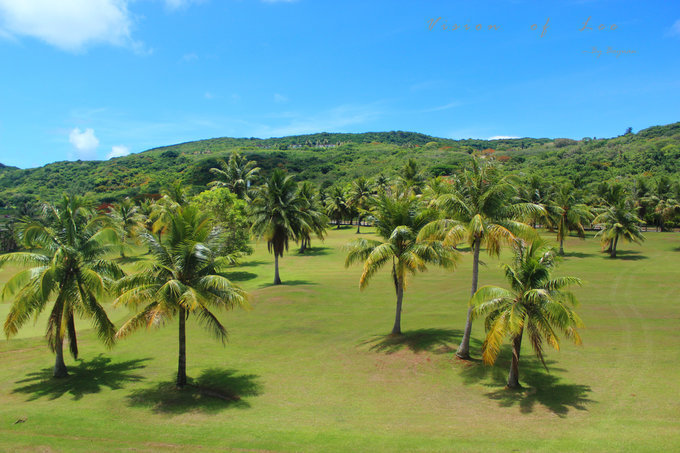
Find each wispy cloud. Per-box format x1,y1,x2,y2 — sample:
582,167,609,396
0,0,140,52
488,135,520,140
274,93,288,103
257,103,384,137
181,52,199,62
204,91,215,99
668,19,680,37
420,101,461,113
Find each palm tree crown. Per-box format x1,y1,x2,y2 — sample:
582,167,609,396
1,195,122,377
346,192,458,335
250,169,311,284
419,157,543,359
114,205,248,388
470,239,584,388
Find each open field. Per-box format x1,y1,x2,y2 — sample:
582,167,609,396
1,228,679,452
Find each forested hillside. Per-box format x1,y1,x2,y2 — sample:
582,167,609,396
0,123,678,206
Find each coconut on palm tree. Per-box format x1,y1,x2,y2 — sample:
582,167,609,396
345,191,458,335
250,169,312,285
114,205,249,388
470,239,584,388
419,157,543,359
1,195,122,377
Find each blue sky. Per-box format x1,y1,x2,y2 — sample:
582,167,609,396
0,0,678,168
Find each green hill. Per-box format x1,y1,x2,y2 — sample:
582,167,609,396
0,123,678,206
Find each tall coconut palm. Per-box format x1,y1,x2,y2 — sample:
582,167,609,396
297,181,329,253
250,169,311,285
594,202,645,258
114,206,249,388
419,157,543,359
325,186,350,229
346,192,458,335
470,239,584,388
107,197,144,257
349,177,374,233
546,184,594,255
209,151,260,199
0,195,122,377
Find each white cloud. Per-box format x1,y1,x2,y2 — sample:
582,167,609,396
204,91,214,99
669,19,680,37
0,0,135,52
107,145,130,159
274,93,288,103
488,135,520,140
69,127,100,159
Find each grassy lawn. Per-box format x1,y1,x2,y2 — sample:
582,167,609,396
1,228,679,451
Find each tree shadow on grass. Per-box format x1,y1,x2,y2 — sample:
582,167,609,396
236,260,268,268
360,329,464,354
611,250,647,261
223,271,258,282
297,246,331,256
563,251,596,258
13,355,149,401
126,368,262,414
460,349,593,417
258,279,319,289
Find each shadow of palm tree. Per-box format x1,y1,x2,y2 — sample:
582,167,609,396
611,250,647,261
297,246,331,256
258,279,319,289
223,271,258,282
126,368,262,414
13,355,149,401
460,349,594,417
237,260,268,268
563,251,596,258
360,329,464,354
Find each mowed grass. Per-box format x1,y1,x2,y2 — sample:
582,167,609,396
0,228,679,452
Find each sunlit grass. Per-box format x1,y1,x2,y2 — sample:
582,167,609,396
0,228,678,451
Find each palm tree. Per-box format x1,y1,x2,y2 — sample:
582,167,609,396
209,151,260,199
349,177,374,233
297,181,329,253
546,184,594,255
325,186,350,229
594,202,645,258
250,169,311,285
470,239,584,388
114,206,249,388
0,196,122,377
345,192,458,335
399,158,425,194
419,157,542,359
106,197,144,257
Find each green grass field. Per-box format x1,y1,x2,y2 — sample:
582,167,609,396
1,228,679,452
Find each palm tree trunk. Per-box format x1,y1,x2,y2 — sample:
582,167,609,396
177,307,187,388
610,235,619,258
457,237,481,360
356,215,361,234
391,278,404,335
53,336,68,378
507,327,524,389
274,254,282,285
